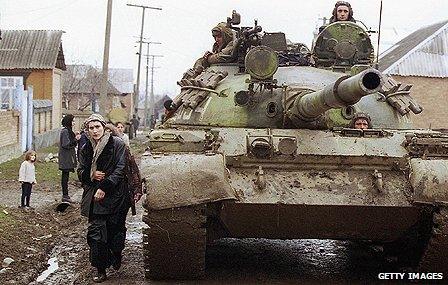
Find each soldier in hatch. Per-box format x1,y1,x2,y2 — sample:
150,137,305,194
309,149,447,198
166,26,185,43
179,22,235,86
329,1,356,23
350,112,372,130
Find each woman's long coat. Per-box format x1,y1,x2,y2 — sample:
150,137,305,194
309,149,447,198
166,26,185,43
77,135,130,218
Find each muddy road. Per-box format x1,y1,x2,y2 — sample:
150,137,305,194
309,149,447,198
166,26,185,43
0,190,407,284
28,201,397,285
0,141,407,285
0,185,397,284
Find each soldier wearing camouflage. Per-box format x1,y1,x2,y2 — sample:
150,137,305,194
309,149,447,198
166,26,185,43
179,22,235,86
194,23,235,69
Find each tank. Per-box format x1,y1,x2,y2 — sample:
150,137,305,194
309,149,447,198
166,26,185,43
140,12,448,280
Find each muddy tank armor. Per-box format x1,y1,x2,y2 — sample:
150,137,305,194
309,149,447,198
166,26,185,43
141,12,446,280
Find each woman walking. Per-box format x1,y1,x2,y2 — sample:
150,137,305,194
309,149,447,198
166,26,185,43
78,114,131,283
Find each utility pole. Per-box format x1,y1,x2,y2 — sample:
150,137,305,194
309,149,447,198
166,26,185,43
149,54,163,128
139,41,161,128
99,0,113,116
127,3,162,116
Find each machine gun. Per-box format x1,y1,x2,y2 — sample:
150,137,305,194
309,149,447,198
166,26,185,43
225,11,263,69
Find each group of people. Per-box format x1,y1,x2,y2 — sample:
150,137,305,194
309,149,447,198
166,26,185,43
58,113,142,282
57,114,133,203
16,1,366,282
18,113,142,283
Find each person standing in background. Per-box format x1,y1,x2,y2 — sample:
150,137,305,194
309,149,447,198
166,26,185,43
18,150,37,209
130,115,140,138
58,114,80,203
115,122,130,148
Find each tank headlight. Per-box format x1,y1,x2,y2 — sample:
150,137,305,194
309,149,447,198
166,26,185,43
245,46,278,81
250,138,272,159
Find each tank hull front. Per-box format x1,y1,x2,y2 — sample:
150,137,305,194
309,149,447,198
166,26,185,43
219,202,422,242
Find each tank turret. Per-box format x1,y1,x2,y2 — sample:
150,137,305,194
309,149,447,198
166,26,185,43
286,68,382,126
312,21,375,71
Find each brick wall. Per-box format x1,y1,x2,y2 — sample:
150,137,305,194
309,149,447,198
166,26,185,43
0,110,19,146
0,110,21,163
393,76,448,129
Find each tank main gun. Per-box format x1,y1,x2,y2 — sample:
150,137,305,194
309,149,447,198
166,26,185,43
287,69,382,123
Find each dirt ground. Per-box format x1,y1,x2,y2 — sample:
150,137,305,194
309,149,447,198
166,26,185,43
0,136,430,284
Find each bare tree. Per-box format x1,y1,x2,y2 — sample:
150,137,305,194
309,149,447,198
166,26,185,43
63,62,102,111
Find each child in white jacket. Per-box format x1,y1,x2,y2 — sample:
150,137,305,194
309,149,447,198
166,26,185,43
18,150,37,208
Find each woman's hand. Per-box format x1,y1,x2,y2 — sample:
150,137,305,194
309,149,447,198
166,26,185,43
94,189,106,202
134,193,142,203
93,171,105,181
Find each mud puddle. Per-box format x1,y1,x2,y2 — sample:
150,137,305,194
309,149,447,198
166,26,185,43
35,257,58,282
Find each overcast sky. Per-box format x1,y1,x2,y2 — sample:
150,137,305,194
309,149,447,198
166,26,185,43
1,0,448,96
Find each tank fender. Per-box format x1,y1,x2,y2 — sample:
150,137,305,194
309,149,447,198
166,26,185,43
410,158,448,203
141,153,236,210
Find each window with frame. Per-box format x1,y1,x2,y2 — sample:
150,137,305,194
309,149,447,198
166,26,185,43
0,77,23,110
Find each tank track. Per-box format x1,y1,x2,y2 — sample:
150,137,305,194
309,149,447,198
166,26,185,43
142,205,207,280
419,207,448,273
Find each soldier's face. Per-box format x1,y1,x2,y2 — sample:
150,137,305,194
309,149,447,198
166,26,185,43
88,121,105,142
213,33,224,47
336,5,350,21
354,118,369,129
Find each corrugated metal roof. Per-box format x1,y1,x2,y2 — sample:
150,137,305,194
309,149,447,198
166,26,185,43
379,20,448,77
0,30,65,70
63,65,121,95
388,51,448,77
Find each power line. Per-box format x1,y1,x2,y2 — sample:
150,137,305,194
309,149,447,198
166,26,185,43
141,41,163,128
126,3,162,116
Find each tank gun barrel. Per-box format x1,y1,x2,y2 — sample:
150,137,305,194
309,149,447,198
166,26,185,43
289,69,382,121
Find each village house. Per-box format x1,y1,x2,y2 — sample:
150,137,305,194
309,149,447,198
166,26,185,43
379,20,448,129
62,65,133,129
0,30,66,162
137,94,171,127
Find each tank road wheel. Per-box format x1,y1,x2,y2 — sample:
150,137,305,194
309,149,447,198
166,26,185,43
142,205,206,280
419,207,448,274
382,208,433,268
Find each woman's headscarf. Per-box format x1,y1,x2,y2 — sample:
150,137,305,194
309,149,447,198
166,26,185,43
61,114,74,130
61,114,75,140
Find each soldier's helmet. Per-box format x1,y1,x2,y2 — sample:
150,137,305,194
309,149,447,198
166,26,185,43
349,112,372,128
330,1,355,23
